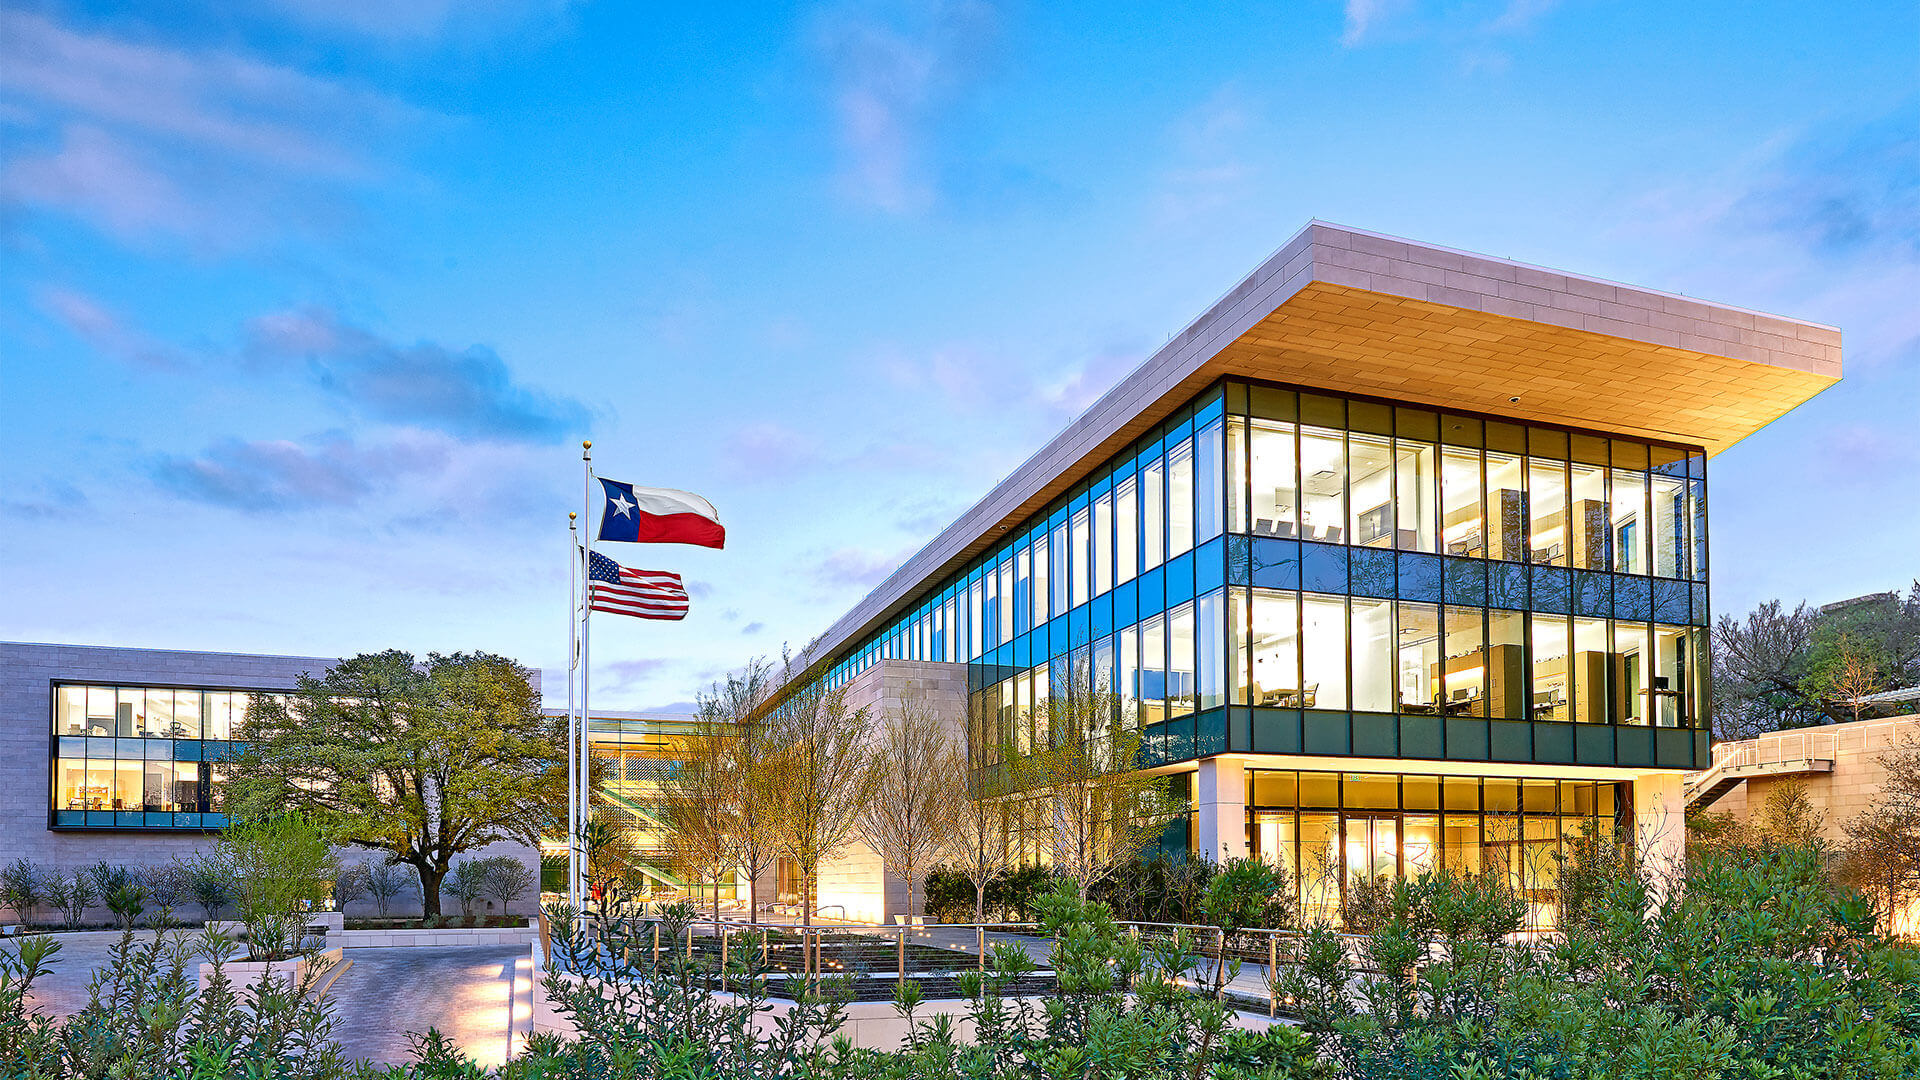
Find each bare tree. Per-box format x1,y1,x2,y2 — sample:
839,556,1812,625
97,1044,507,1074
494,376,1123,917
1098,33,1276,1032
480,856,536,913
1844,739,1920,935
696,658,783,925
1008,659,1180,890
1825,633,1883,724
950,754,1015,923
366,860,410,917
660,714,741,925
766,667,879,929
858,690,965,924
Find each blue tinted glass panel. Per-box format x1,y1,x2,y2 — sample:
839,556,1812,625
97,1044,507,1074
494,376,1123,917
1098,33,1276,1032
1652,579,1690,624
1114,579,1138,628
1196,537,1225,595
58,736,85,757
205,813,229,828
1251,539,1302,590
116,811,143,827
1692,584,1709,626
87,736,113,758
1573,571,1611,617
1487,562,1528,610
1398,553,1442,602
88,811,115,827
1092,593,1114,640
1350,547,1395,599
1227,536,1252,586
1139,565,1166,617
1167,550,1196,606
1442,557,1487,606
1050,615,1069,658
1615,575,1654,621
1531,565,1571,614
1301,542,1347,593
175,813,202,828
56,810,84,826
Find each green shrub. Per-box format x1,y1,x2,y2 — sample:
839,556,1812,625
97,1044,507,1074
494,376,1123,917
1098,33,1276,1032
922,867,975,922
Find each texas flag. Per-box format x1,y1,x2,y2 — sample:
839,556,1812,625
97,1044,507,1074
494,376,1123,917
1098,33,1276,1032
596,478,726,549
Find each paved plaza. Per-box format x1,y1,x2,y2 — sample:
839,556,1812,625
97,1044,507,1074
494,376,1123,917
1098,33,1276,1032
16,931,531,1067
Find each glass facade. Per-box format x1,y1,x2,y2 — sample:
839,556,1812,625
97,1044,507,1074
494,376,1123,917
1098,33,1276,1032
1247,770,1622,929
811,378,1711,775
581,714,739,898
48,682,271,829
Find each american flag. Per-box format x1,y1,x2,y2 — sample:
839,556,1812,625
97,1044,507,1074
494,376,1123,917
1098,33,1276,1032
587,551,689,621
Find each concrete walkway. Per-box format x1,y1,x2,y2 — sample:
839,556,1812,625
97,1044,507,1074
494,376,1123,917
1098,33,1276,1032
10,931,531,1067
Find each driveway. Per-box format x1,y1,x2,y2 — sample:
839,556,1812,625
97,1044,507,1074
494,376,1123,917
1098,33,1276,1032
13,931,531,1067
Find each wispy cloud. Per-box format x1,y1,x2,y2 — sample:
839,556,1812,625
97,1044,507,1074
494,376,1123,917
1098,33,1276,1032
810,546,912,589
1341,0,1413,47
0,480,89,521
150,432,447,513
0,9,422,246
723,421,821,479
243,307,591,444
1730,102,1920,261
262,0,575,42
812,0,1000,214
36,286,187,370
1339,0,1559,52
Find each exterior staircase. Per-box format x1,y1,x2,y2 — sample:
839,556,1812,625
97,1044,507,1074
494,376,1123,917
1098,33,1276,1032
1685,732,1836,813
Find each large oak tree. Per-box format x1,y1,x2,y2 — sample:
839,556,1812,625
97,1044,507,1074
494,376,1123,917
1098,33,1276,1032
226,650,564,915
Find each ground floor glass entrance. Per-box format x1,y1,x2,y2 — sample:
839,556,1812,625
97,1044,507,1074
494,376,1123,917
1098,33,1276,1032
1246,769,1624,928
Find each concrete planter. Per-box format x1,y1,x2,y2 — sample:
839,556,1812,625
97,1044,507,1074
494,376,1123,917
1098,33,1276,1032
339,925,537,949
200,947,346,994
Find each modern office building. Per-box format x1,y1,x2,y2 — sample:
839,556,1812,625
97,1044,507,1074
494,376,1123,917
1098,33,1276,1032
537,708,741,901
776,222,1841,924
0,641,540,916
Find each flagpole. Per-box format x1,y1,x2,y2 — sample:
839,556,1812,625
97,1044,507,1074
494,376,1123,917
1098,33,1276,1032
578,440,594,912
566,511,580,912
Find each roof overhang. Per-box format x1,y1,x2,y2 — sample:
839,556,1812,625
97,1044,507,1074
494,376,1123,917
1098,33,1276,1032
781,221,1841,691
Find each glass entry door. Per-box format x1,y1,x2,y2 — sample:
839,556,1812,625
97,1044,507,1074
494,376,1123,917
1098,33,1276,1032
1344,814,1400,891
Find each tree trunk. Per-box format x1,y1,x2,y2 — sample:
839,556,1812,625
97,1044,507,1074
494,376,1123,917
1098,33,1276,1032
975,880,986,924
748,866,758,927
417,863,445,917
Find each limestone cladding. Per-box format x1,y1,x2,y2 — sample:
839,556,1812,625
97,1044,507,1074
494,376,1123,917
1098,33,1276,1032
1705,713,1920,849
0,642,543,918
813,660,970,924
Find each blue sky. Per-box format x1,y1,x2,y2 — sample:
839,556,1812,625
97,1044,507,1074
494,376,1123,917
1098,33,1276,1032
2,0,1915,710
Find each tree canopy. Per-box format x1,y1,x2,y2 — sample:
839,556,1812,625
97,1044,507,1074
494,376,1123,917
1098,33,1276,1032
226,650,564,915
1713,582,1920,738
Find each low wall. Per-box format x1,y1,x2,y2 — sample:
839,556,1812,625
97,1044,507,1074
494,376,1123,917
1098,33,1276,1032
338,926,537,949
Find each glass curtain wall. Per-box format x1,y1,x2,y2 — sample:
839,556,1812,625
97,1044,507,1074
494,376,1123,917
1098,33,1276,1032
1248,769,1622,930
811,379,1707,777
51,683,263,828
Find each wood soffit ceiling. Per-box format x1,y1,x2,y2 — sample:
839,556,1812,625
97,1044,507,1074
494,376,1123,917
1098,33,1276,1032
949,280,1839,574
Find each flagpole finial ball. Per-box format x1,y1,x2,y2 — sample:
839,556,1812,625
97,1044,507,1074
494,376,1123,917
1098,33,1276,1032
569,511,577,520
582,440,592,450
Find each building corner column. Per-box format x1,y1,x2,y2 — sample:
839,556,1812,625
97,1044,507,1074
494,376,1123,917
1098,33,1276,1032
1632,771,1686,901
1194,757,1248,864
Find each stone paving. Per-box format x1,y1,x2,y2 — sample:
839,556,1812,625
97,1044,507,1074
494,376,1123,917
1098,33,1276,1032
11,931,531,1067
